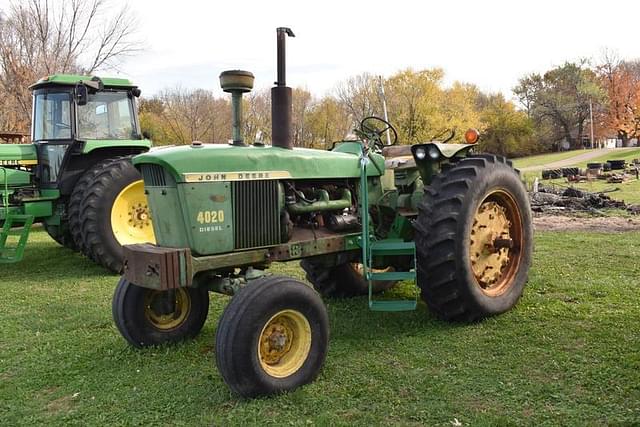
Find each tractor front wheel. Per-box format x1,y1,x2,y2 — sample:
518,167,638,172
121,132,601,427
215,276,329,397
112,278,209,347
80,156,156,273
414,154,533,322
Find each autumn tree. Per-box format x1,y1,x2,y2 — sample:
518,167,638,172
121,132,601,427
478,93,535,157
0,0,140,132
139,87,231,145
596,52,640,146
384,68,444,143
305,97,351,149
513,62,604,149
243,88,271,144
335,73,383,131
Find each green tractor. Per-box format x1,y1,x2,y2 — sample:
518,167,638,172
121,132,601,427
113,28,533,397
0,75,155,271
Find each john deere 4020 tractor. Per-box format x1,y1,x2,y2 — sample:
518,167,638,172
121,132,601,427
0,75,154,271
113,28,533,397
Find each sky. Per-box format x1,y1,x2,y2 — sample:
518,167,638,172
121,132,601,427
4,0,640,100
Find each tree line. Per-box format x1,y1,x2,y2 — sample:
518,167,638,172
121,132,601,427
1,2,639,157
139,55,640,156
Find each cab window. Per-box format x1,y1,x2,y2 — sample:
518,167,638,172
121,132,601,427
33,92,72,141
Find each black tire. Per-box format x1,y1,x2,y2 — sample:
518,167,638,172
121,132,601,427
215,276,329,398
561,167,579,177
112,278,209,348
44,221,77,250
80,156,151,273
607,159,626,170
300,257,395,298
69,159,112,258
414,154,533,322
587,162,603,169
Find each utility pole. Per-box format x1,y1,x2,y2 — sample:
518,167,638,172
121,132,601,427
589,99,595,149
378,76,391,145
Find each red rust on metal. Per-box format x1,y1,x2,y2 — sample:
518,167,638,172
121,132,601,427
123,244,192,290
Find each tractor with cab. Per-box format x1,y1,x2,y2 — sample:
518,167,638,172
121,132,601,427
113,27,533,398
0,75,154,271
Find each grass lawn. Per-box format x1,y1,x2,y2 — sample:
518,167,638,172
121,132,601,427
512,150,592,169
1,228,639,425
571,148,640,169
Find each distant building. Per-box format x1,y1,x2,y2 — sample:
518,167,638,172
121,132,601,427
0,131,28,144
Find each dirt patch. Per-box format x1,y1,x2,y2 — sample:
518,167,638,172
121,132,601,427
534,214,640,232
46,394,76,414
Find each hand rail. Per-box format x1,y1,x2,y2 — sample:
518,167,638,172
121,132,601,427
1,167,8,218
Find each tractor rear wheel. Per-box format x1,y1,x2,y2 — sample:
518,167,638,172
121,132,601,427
215,276,329,397
44,221,77,250
80,156,155,273
112,278,209,347
69,159,112,259
300,256,395,298
414,154,533,322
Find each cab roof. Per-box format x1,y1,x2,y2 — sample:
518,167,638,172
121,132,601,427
29,74,136,90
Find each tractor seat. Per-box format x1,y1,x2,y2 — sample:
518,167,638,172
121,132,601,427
382,145,412,158
384,156,416,170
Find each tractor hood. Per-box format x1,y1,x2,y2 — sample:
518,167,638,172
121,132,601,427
0,144,38,166
132,143,385,182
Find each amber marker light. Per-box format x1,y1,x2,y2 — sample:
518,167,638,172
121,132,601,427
464,128,479,144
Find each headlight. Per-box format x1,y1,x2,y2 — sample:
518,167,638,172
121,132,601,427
415,147,427,160
427,146,440,159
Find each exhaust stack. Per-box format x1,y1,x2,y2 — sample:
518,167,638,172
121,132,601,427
271,27,295,150
220,70,254,146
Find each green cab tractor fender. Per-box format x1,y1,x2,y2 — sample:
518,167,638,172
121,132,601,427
56,142,151,196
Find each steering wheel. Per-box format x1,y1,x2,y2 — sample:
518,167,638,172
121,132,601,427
359,116,398,148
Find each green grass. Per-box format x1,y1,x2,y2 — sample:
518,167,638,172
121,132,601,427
512,150,593,169
571,148,640,168
1,228,640,425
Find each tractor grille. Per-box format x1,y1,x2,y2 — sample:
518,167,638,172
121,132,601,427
140,164,168,187
232,180,280,249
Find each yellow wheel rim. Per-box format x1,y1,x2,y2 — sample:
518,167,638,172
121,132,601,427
469,190,524,296
110,180,156,245
258,309,312,378
144,288,191,331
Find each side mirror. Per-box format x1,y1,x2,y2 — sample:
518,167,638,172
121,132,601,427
75,84,88,106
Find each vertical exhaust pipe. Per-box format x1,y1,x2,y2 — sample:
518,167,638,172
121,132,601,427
271,27,295,149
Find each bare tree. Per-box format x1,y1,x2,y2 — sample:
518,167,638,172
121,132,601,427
335,73,382,129
0,0,141,132
156,86,227,145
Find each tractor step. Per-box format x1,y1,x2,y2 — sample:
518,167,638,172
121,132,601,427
369,299,418,312
366,238,418,312
369,239,416,256
368,270,416,281
0,214,34,263
359,153,418,312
